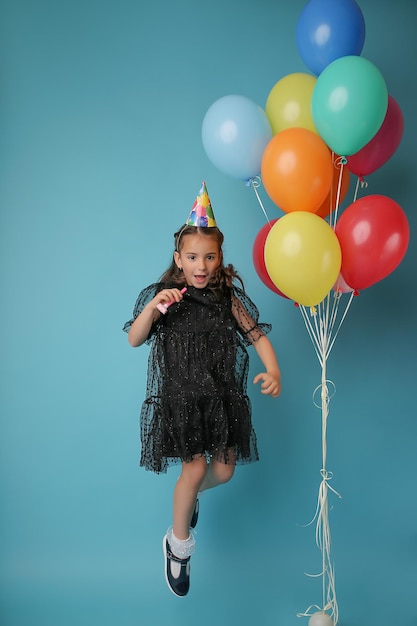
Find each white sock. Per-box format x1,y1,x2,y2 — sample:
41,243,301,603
166,526,195,559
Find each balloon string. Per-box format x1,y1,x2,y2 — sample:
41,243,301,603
297,292,357,626
353,177,360,202
305,373,340,623
297,374,340,625
353,175,368,203
297,605,334,619
332,157,345,228
325,291,355,360
300,289,355,364
328,154,346,230
247,176,271,223
299,305,324,367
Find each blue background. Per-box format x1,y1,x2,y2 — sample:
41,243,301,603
1,1,416,625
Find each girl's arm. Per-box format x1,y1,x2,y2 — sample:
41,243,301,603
128,287,185,347
231,292,281,397
252,334,281,398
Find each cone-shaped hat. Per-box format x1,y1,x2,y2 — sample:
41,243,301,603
185,181,217,227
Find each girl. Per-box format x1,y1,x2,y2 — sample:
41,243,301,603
123,183,281,597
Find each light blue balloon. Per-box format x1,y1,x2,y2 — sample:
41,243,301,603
202,95,272,181
312,55,388,156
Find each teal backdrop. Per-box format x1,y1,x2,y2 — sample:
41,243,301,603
1,1,416,625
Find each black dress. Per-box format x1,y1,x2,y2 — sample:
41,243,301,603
123,283,272,473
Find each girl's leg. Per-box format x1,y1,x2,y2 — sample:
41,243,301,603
198,448,236,493
171,449,235,543
173,455,207,540
165,458,207,597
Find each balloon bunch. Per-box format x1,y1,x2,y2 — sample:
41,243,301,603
202,0,409,309
202,2,410,625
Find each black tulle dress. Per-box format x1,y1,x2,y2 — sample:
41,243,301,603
123,283,272,474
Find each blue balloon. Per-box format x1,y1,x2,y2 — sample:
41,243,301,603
202,95,272,181
296,0,366,75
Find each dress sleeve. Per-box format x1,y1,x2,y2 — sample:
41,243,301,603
122,283,162,343
231,286,272,346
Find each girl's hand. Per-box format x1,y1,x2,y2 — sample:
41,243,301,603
128,287,186,347
153,288,185,310
253,372,281,398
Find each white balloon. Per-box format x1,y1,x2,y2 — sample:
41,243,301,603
308,612,334,626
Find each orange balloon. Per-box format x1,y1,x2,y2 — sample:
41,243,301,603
316,160,351,218
261,128,333,213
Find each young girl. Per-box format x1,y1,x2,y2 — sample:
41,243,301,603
123,182,281,597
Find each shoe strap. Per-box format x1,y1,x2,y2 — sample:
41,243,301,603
166,545,191,565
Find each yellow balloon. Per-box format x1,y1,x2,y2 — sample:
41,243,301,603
264,212,342,306
266,72,317,135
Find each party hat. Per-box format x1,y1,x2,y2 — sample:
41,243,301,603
186,181,217,227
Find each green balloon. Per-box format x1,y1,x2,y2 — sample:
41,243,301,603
312,56,388,156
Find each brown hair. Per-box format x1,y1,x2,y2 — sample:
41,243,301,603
159,225,244,291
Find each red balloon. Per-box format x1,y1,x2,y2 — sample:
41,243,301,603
336,194,409,290
252,220,288,297
347,95,404,177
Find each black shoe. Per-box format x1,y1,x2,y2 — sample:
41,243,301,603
190,498,199,529
162,535,191,597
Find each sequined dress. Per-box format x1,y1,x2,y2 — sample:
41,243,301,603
123,283,272,473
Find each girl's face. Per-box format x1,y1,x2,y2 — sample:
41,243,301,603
174,233,221,289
